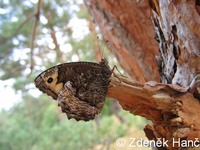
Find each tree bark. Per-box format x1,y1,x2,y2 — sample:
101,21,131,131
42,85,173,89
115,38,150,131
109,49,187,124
149,0,200,87
85,0,160,82
108,73,200,149
84,0,200,149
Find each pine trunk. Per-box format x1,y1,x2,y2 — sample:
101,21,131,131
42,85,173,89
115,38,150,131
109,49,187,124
84,0,200,149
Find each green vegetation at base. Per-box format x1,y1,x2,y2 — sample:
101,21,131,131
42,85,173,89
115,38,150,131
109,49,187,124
0,98,148,150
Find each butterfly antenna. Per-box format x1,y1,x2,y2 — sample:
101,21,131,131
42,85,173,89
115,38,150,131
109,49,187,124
96,36,102,61
101,40,109,60
97,36,100,50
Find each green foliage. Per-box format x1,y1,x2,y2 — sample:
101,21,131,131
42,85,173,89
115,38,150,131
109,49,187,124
0,97,146,150
99,99,113,116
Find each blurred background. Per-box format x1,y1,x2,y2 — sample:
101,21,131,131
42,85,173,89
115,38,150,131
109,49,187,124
0,0,150,149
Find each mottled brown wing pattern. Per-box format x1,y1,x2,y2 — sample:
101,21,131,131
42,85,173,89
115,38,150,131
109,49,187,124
34,59,112,121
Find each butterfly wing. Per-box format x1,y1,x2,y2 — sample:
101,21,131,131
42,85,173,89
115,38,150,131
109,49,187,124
34,59,112,121
34,62,104,100
58,81,103,121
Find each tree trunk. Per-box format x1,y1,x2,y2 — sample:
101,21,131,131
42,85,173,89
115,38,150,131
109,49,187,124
85,0,200,149
85,0,160,82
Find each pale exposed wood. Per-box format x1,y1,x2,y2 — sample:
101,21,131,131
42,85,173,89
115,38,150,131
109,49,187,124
150,0,200,86
108,73,200,149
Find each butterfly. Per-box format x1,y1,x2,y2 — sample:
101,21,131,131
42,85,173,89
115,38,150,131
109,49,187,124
34,59,112,121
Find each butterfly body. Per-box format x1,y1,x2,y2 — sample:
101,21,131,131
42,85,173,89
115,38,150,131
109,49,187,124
34,59,112,121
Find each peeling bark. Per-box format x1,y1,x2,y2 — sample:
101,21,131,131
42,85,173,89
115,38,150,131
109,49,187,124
84,0,200,149
108,73,200,149
147,1,200,148
150,0,200,87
